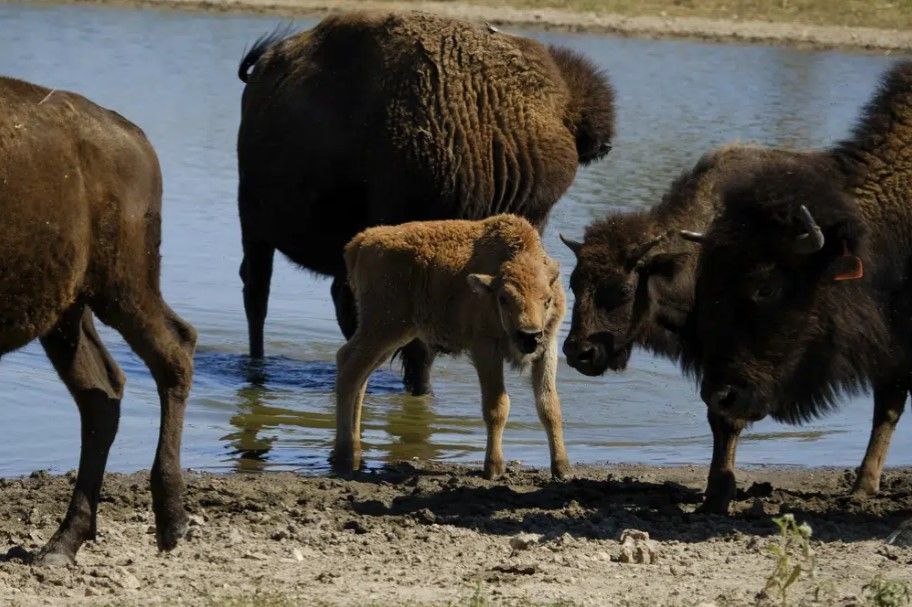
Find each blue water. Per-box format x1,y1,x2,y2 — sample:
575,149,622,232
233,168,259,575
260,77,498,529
0,2,904,475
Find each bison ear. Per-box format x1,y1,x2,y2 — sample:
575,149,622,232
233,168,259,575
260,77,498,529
559,233,583,257
828,241,864,282
467,273,495,294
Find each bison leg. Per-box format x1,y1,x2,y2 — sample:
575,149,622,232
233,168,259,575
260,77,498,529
36,305,124,566
334,330,408,474
698,411,746,515
471,348,510,480
97,296,196,551
401,339,436,396
330,274,358,340
854,383,907,496
531,339,569,479
240,239,275,359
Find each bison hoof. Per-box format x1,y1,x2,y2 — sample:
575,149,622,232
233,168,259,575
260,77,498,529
695,497,731,516
551,460,570,480
156,512,189,552
404,380,433,397
34,549,76,568
483,460,506,480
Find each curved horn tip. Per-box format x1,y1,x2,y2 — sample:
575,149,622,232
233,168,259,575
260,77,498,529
795,205,825,254
678,230,706,243
559,233,583,255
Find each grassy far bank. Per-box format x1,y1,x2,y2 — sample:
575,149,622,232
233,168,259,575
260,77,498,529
450,0,912,30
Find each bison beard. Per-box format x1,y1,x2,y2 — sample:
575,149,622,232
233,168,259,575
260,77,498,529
683,61,912,508
236,11,614,396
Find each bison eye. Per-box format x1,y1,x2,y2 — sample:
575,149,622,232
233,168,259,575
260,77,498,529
752,284,780,303
498,294,509,306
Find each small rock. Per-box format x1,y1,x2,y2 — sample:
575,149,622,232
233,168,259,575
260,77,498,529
492,563,538,575
617,528,660,565
292,548,304,562
509,532,542,551
187,514,206,527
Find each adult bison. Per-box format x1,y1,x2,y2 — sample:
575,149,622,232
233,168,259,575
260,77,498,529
559,145,809,513
0,77,196,564
237,11,614,395
681,62,912,510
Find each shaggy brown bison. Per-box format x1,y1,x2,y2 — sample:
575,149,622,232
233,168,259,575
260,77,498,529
681,62,912,511
559,145,813,513
336,215,568,478
237,11,614,395
0,77,196,564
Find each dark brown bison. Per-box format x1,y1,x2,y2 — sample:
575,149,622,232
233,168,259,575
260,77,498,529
237,11,614,395
560,136,899,513
681,62,912,513
0,77,196,564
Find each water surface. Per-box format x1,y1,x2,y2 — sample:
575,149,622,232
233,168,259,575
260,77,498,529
0,2,903,475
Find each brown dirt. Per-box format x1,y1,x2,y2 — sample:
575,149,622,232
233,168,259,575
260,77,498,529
2,462,912,606
39,0,912,51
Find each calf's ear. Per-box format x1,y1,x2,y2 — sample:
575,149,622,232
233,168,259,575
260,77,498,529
468,273,495,294
545,257,560,285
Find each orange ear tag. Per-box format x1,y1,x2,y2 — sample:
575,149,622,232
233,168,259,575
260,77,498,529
833,241,863,282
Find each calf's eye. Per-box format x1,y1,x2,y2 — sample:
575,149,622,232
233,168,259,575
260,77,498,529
545,296,553,308
752,284,779,302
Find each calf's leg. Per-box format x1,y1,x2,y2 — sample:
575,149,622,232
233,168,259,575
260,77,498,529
334,328,410,474
531,340,569,479
95,294,196,551
698,411,745,515
472,348,510,479
240,238,274,359
36,306,124,566
853,383,907,496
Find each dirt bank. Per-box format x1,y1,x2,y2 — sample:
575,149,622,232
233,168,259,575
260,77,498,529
33,0,911,52
2,462,912,606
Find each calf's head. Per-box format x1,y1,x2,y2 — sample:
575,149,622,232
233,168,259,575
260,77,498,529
683,160,885,423
560,215,692,376
469,252,562,362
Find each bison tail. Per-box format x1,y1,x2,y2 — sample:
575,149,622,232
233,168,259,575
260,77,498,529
238,23,296,83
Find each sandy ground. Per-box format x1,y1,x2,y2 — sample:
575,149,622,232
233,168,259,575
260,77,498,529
2,462,912,606
21,0,910,52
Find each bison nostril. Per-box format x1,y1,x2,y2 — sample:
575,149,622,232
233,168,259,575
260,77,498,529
576,345,595,363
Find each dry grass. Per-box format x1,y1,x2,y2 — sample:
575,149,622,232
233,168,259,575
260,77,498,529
450,0,912,30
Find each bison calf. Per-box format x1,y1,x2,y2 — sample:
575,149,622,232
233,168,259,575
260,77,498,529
0,77,196,564
335,214,568,479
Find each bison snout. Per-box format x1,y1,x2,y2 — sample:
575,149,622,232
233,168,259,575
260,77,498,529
516,330,544,354
564,336,608,376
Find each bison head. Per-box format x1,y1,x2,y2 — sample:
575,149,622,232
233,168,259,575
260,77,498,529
682,158,886,424
548,46,615,166
561,214,694,376
469,252,563,364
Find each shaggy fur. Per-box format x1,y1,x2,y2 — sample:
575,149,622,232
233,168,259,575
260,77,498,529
0,77,196,563
683,61,912,501
334,215,568,480
561,145,810,513
236,10,615,395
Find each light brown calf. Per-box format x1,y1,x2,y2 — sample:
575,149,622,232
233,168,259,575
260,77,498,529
335,214,569,479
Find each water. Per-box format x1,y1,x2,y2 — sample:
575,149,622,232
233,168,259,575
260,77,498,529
0,2,904,476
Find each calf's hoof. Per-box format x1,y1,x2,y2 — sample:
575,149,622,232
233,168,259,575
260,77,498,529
551,459,571,480
850,475,879,498
483,459,506,480
155,509,189,551
330,447,360,476
695,494,732,516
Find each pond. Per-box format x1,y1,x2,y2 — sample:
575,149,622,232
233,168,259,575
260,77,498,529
0,1,902,475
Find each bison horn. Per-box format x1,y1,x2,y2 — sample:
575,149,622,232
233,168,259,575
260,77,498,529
559,233,583,256
794,205,825,254
678,230,706,243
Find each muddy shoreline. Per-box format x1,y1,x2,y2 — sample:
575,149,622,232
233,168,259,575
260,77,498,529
16,0,912,52
2,462,912,605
